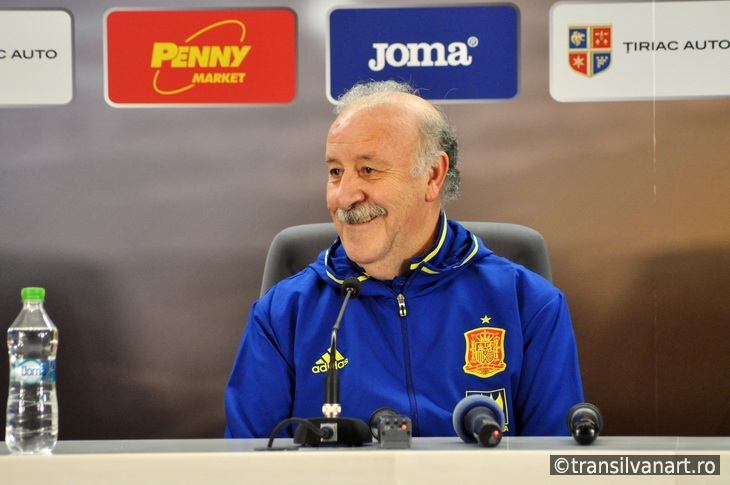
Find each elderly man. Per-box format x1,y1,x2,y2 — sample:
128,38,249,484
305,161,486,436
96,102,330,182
225,81,583,439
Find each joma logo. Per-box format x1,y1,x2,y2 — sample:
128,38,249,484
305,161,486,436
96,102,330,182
368,40,475,72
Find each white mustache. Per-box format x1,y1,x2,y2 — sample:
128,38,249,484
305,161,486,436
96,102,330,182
337,204,387,224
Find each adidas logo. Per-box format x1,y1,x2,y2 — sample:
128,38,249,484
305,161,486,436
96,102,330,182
311,348,349,374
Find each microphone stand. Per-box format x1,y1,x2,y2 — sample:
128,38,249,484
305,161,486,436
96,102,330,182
293,281,372,446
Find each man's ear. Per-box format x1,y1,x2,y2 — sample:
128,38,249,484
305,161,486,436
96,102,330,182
425,152,449,202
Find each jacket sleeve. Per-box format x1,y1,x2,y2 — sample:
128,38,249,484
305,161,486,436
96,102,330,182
514,289,584,436
224,297,295,438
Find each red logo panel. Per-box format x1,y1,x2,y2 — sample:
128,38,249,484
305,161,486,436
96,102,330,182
463,327,507,378
105,9,296,105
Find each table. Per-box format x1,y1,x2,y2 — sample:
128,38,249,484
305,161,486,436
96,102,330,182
1,437,728,484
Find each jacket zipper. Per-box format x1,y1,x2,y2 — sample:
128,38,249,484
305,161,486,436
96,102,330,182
397,293,417,435
397,293,407,317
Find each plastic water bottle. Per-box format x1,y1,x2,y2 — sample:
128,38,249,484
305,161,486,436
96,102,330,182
5,287,59,454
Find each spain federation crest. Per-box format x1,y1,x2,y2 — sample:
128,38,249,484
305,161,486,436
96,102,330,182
463,327,507,378
568,25,612,77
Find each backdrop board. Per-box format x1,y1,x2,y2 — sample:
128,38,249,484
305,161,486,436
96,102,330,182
0,0,728,442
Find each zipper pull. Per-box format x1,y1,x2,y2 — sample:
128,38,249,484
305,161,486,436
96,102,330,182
397,293,407,317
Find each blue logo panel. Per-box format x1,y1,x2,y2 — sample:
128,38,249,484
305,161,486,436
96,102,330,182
328,5,519,102
592,52,611,75
568,28,589,49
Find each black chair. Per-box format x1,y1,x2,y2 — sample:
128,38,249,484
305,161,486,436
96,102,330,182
260,221,552,296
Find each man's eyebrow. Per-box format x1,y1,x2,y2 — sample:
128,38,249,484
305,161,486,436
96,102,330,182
325,154,376,164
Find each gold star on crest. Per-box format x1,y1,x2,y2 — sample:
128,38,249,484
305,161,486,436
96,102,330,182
481,315,492,324
572,56,585,68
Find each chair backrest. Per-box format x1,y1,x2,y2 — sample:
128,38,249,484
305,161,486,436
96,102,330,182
260,221,552,296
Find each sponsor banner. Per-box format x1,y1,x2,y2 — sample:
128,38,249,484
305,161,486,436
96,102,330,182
550,1,730,102
105,9,296,106
328,5,519,103
0,9,74,106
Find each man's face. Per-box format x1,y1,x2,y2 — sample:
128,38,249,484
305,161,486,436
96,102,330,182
325,103,437,280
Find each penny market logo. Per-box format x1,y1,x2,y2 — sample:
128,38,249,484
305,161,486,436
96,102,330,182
150,20,251,95
105,9,296,105
568,25,612,77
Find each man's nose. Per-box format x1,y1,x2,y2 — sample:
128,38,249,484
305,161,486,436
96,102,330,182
335,170,366,208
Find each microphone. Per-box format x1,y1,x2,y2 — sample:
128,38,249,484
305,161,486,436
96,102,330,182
452,394,505,447
369,407,412,449
369,407,399,440
323,277,361,409
566,402,603,445
293,277,372,446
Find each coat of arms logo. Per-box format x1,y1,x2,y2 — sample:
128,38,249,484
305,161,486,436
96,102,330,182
568,25,612,77
463,327,507,378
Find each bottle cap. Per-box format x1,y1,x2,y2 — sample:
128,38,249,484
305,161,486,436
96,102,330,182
21,287,46,302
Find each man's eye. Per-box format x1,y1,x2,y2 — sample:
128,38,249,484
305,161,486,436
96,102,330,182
329,168,341,176
363,167,374,174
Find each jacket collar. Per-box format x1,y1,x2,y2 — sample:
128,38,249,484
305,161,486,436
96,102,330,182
319,212,485,293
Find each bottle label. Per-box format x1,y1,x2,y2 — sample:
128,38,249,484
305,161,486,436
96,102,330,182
10,359,56,384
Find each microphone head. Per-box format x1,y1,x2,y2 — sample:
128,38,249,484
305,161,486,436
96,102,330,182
452,394,505,445
566,402,604,445
368,407,399,440
341,277,362,297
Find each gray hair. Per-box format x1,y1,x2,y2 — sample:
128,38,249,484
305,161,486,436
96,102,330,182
334,81,461,204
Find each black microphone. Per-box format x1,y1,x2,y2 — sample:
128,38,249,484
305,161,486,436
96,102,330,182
452,394,505,447
293,277,371,446
323,277,361,408
368,407,412,448
566,402,603,445
369,407,399,441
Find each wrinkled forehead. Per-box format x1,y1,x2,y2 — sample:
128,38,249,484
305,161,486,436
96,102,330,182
325,101,423,168
327,103,419,149
328,93,433,141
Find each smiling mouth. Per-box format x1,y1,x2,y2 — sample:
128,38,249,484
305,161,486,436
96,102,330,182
350,216,377,225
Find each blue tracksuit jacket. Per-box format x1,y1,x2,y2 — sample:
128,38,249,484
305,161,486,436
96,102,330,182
225,215,583,438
